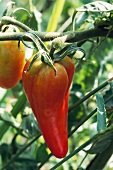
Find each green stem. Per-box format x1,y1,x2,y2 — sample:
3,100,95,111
29,0,34,12
0,28,113,43
77,152,89,170
11,92,27,118
68,109,97,137
0,90,10,104
46,0,65,32
1,16,32,31
69,78,110,112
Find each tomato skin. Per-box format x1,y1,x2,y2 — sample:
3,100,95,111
59,56,75,89
22,55,74,158
59,56,75,118
0,40,25,89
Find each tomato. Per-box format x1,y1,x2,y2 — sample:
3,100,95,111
22,55,74,158
0,27,25,89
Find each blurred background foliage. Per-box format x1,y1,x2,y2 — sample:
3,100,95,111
0,0,113,170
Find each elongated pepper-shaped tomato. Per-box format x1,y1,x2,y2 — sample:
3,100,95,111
22,56,74,158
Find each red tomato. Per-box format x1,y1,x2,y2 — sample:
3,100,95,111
22,55,74,158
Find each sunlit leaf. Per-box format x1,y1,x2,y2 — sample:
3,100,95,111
96,93,106,132
73,11,89,30
77,1,113,12
0,108,20,128
73,1,113,30
21,113,40,137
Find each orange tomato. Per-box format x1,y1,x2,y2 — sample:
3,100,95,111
0,27,25,89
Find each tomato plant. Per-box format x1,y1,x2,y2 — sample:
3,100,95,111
1,1,113,170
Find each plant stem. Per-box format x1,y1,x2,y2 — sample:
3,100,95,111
57,16,72,32
68,108,97,137
77,152,89,170
11,92,27,118
29,0,33,12
69,78,110,112
0,27,113,43
46,0,65,32
1,16,32,31
1,16,113,43
0,90,10,104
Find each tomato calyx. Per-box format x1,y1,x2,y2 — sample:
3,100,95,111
22,31,85,73
52,43,86,62
28,51,56,73
40,50,56,72
22,31,56,72
27,50,56,73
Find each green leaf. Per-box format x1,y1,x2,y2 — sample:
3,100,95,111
33,8,42,31
73,1,113,30
36,143,48,163
73,11,88,31
96,93,106,132
10,7,31,18
88,124,113,154
77,1,113,12
56,165,64,170
21,113,40,137
0,108,20,128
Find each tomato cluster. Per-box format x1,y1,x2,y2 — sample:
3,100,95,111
0,27,75,158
